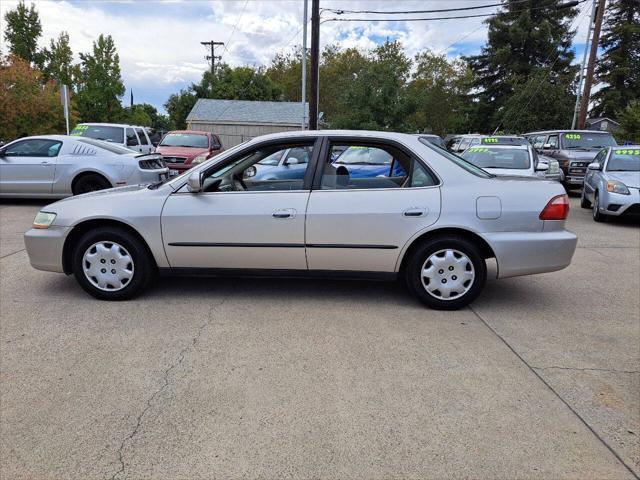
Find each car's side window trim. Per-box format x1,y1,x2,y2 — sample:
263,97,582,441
4,139,63,158
174,136,322,194
311,136,441,192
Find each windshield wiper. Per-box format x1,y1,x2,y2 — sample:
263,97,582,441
147,180,165,190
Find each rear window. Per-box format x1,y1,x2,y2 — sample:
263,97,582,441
462,147,530,170
562,132,617,149
419,138,492,178
71,125,124,144
76,138,134,155
481,136,529,146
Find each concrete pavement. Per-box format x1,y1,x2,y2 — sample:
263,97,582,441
1,196,638,479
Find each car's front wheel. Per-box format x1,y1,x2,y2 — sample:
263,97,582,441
405,235,487,310
593,191,606,222
72,227,154,300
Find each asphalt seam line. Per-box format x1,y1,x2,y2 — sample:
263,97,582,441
107,296,228,480
0,248,25,260
532,365,640,375
468,305,640,480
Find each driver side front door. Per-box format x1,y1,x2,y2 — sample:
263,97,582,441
161,138,320,270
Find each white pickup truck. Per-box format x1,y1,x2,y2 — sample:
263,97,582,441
71,123,154,154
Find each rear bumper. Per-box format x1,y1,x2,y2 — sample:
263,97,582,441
24,226,69,273
485,229,578,279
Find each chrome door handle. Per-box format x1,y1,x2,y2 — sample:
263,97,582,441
41,161,53,166
272,208,296,219
403,207,426,217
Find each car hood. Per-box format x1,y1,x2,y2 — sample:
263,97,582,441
607,171,640,189
155,146,208,159
565,150,599,161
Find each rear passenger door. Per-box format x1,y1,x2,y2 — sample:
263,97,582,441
304,138,441,273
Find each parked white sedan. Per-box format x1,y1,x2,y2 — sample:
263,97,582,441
24,131,577,310
0,135,168,198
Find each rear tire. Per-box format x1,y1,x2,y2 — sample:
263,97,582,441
404,235,487,310
580,188,591,208
72,174,111,195
593,191,606,222
72,227,154,300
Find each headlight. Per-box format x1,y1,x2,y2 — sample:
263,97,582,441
33,211,57,229
191,154,208,165
606,180,630,195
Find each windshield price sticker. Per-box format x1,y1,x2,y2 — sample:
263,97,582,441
615,149,640,155
565,133,581,140
468,147,490,153
483,138,499,143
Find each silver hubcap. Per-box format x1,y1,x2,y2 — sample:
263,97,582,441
421,249,475,301
82,241,134,291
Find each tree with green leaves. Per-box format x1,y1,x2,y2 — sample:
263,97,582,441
3,0,42,67
407,50,472,136
74,34,125,122
164,89,197,129
591,0,640,118
615,99,640,144
192,64,281,101
466,0,579,133
42,31,76,86
0,55,67,140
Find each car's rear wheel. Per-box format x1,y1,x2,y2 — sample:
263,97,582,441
72,174,111,195
593,191,606,222
72,227,154,300
580,188,591,208
405,235,487,310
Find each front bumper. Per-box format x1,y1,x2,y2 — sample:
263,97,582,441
484,229,578,279
597,188,640,217
24,226,70,273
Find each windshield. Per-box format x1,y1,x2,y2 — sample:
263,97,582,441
418,138,492,178
159,133,209,149
71,125,124,144
607,149,640,172
562,132,617,149
334,146,392,165
76,138,134,155
462,147,530,170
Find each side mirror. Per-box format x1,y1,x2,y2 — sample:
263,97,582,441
211,143,221,151
535,162,549,172
587,162,601,171
187,171,203,193
543,143,554,150
285,157,300,165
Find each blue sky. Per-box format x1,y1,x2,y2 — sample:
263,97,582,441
0,0,593,113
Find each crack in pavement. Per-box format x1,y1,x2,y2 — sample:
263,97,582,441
468,305,640,479
533,365,640,375
0,248,25,260
106,296,228,480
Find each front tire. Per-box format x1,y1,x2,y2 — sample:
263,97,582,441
593,191,606,222
404,235,487,310
580,188,591,208
72,227,154,300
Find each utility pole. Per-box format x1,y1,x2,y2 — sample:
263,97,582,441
309,0,320,130
200,40,224,77
301,0,308,129
577,0,605,129
572,0,597,129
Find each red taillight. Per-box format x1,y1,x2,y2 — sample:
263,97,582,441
539,194,570,220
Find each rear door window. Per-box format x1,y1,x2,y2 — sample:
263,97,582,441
135,128,149,145
126,128,139,147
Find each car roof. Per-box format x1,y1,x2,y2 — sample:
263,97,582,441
465,144,529,150
611,145,640,150
524,130,612,135
166,130,210,135
78,122,147,129
247,130,425,142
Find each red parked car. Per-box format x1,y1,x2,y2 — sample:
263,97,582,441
155,130,224,176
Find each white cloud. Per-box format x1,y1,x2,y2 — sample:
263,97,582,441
0,0,591,111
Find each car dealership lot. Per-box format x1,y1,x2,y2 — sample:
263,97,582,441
1,197,638,479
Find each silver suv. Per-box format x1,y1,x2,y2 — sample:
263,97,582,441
525,130,618,189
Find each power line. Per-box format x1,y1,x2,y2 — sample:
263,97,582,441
322,0,533,16
219,0,249,62
321,0,584,24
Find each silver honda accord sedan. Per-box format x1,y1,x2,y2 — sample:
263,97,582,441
24,131,578,310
